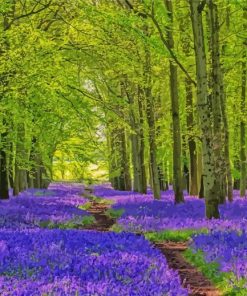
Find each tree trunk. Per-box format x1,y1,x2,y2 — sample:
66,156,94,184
144,49,160,199
208,0,226,204
138,87,147,194
108,120,131,191
146,92,160,199
180,9,198,196
190,0,220,218
220,2,233,202
13,125,28,195
119,128,132,191
0,142,9,199
126,84,146,193
165,0,184,203
185,79,199,195
240,8,247,197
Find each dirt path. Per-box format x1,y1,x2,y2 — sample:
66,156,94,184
154,241,220,296
82,187,116,231
82,188,220,296
85,201,116,231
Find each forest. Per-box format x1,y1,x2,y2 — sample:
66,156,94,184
0,0,247,295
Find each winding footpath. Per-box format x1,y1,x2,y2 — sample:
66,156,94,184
82,187,220,296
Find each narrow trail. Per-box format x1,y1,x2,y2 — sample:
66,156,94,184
83,188,116,231
85,201,116,231
82,188,220,296
154,242,220,296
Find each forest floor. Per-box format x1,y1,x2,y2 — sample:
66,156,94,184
1,183,247,295
83,189,220,296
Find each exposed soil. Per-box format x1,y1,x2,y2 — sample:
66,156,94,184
154,241,221,296
82,189,220,296
84,201,116,231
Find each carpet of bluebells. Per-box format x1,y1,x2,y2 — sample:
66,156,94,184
2,182,247,295
94,185,247,232
94,184,247,290
0,230,187,296
0,183,188,295
191,231,247,285
0,183,89,229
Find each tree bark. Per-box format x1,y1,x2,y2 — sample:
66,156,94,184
126,84,147,193
165,0,184,203
240,8,247,197
0,138,9,199
208,0,226,204
13,125,28,196
144,49,161,199
190,0,220,218
186,79,199,195
138,87,147,193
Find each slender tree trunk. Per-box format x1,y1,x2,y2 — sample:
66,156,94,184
180,9,198,196
13,166,20,196
119,127,131,190
240,57,246,197
138,87,147,193
7,141,14,189
165,0,184,203
126,84,146,193
219,2,233,202
221,80,233,201
185,79,199,195
144,49,160,199
146,92,160,199
28,137,37,188
13,125,28,195
0,136,9,199
190,0,220,218
33,155,42,189
199,174,204,198
108,120,131,191
240,8,247,197
208,0,226,204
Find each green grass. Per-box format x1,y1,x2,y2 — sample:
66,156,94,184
39,215,96,229
79,202,92,210
145,229,208,242
81,194,114,205
110,224,124,232
105,208,125,219
184,248,247,295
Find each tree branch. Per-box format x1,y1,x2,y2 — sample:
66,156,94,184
67,84,123,117
149,12,197,86
5,0,53,30
121,0,196,86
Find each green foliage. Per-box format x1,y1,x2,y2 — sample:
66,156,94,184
105,208,125,219
110,224,124,233
81,194,114,205
145,229,208,242
79,202,92,211
39,216,96,230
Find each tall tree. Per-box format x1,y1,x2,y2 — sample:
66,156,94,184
240,7,247,197
165,0,184,203
189,0,220,218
